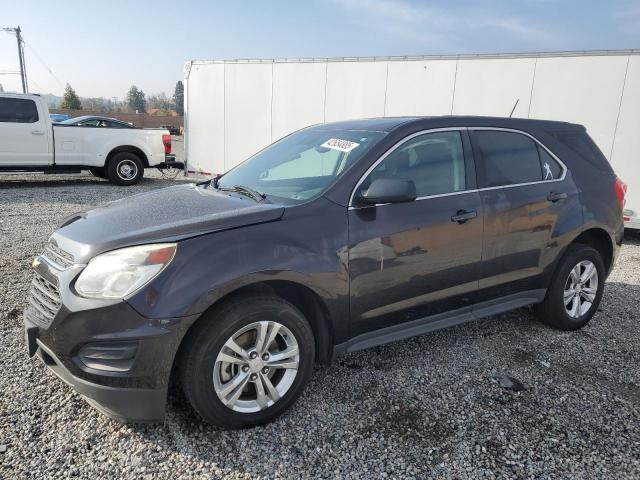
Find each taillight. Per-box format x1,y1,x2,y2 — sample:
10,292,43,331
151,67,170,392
162,134,171,154
614,177,627,211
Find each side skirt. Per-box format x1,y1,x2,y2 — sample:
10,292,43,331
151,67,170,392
333,289,546,356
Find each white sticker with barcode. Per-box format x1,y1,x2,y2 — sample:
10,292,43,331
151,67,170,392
321,138,360,153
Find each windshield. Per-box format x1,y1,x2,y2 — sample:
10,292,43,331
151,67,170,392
216,127,386,204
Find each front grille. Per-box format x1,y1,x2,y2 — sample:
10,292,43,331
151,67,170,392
25,274,62,329
43,242,74,269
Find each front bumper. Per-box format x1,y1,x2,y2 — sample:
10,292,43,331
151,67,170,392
26,323,167,422
24,253,199,423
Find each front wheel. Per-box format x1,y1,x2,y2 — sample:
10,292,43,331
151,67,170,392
535,244,605,330
107,152,144,186
180,295,315,429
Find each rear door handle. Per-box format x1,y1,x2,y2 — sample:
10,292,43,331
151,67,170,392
451,209,477,224
31,130,45,136
547,191,568,203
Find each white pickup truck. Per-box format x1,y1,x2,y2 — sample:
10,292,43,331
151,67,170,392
0,93,179,185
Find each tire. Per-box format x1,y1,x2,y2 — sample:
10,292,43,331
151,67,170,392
89,167,107,178
180,295,315,429
107,152,144,186
535,244,605,331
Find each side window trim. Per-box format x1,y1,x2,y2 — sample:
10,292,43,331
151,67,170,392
468,127,567,191
348,126,568,209
460,129,477,191
349,127,474,208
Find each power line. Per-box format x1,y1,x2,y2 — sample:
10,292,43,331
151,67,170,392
23,38,65,91
28,76,44,92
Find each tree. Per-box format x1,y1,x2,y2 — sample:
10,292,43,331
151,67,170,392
173,81,184,116
126,85,146,113
60,83,82,110
148,92,173,111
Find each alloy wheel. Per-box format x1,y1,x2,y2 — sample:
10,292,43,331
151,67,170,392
563,260,598,319
213,321,299,413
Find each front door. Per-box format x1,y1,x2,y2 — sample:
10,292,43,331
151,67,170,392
0,97,51,166
347,129,484,338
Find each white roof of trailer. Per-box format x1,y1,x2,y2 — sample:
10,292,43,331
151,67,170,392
186,49,640,68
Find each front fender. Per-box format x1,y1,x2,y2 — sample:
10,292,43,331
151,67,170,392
188,270,337,314
125,198,350,341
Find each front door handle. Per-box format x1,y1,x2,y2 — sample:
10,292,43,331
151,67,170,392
547,191,568,203
451,209,477,224
31,130,45,136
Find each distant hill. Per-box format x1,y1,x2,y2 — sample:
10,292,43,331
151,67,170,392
0,88,62,107
39,93,62,108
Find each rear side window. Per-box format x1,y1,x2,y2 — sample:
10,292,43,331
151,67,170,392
0,97,39,123
552,132,612,172
474,131,541,187
538,146,562,180
474,130,563,188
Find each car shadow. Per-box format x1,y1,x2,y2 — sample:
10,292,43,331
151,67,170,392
124,282,640,474
124,274,640,478
624,229,640,245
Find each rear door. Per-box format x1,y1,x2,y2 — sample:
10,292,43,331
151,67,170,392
347,129,484,337
0,97,51,166
470,128,580,299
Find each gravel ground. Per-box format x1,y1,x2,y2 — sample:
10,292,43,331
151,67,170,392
1,159,640,478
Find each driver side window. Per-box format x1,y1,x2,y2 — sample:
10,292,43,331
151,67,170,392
361,131,466,198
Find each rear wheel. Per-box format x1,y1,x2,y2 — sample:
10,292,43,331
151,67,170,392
107,152,144,186
535,244,605,330
180,295,315,429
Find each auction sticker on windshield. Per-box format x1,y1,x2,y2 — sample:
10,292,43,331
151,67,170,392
321,138,360,153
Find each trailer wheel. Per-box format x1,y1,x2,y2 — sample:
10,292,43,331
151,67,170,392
107,152,144,186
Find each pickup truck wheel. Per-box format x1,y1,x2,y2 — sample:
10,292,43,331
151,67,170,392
107,152,144,186
180,295,315,429
89,167,107,179
535,244,605,331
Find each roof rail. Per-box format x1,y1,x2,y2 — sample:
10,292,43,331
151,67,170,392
188,48,640,65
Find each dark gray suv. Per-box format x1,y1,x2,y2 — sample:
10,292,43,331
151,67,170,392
24,116,626,429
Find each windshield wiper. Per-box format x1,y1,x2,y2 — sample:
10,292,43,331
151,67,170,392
197,176,266,203
218,184,268,203
196,174,221,188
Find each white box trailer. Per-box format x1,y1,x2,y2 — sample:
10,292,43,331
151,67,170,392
184,50,640,228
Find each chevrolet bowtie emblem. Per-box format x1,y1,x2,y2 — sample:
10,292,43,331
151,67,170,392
32,257,41,269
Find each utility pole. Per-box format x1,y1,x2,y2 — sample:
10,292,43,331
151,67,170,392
2,26,28,93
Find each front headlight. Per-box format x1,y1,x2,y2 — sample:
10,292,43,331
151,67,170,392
75,243,177,299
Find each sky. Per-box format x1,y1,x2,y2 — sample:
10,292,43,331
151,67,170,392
1,0,639,99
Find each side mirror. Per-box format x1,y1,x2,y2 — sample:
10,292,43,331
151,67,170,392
356,178,417,206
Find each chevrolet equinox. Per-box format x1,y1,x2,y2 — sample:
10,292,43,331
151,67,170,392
24,117,626,429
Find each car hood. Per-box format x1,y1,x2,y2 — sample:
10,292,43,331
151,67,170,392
50,183,284,263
